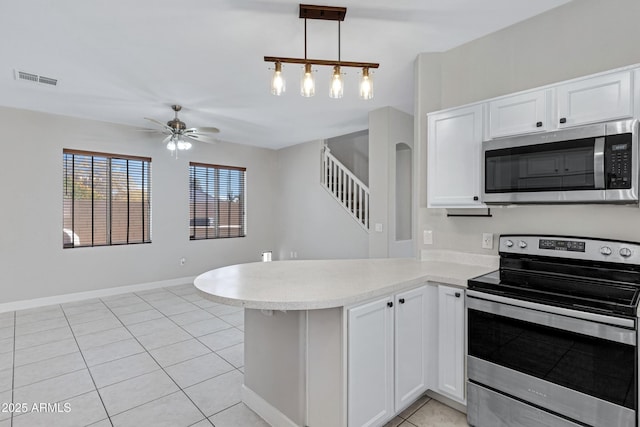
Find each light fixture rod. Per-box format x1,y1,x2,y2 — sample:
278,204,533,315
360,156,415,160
304,18,307,60
264,56,379,69
338,20,341,63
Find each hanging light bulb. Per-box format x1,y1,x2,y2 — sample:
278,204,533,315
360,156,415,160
300,63,315,97
271,62,286,96
360,67,373,100
166,136,177,151
329,65,344,99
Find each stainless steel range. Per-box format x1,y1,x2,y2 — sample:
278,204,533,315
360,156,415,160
467,235,640,427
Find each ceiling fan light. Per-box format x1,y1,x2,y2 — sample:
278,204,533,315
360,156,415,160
271,62,286,96
166,139,177,151
360,67,373,100
329,65,343,99
301,63,315,97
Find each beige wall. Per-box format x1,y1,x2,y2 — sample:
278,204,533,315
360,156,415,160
416,0,640,255
0,106,278,304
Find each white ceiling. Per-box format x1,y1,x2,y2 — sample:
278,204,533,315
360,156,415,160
0,0,570,149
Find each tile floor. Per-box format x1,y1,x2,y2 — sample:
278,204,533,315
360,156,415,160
0,284,468,427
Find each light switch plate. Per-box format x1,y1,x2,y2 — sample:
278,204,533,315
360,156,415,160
424,230,433,245
482,233,494,249
375,223,383,233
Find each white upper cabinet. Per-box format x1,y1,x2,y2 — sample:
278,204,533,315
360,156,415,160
556,70,633,128
427,104,484,208
488,90,550,138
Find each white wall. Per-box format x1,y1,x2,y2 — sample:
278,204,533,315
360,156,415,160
369,107,415,258
326,130,369,185
416,0,640,255
0,107,278,304
274,139,369,260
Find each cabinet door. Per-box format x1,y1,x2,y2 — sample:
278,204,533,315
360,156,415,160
556,71,632,128
489,90,549,138
348,297,394,427
394,286,428,411
427,105,484,208
438,285,465,402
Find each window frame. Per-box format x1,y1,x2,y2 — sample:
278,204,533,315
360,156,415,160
63,149,152,249
189,162,246,240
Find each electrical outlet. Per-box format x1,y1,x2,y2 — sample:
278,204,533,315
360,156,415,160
375,223,383,233
180,257,186,266
424,230,433,245
482,233,493,250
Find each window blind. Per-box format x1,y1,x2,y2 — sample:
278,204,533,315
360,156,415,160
63,150,151,248
189,162,246,240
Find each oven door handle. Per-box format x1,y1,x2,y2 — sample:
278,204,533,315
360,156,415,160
467,293,636,346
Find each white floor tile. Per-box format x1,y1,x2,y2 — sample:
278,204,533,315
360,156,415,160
75,327,133,351
169,309,215,326
0,352,12,372
110,302,153,316
218,311,244,327
102,295,145,309
181,318,231,337
198,328,243,352
83,338,145,367
13,352,85,388
87,419,112,427
15,307,64,324
13,369,95,407
12,390,108,427
14,317,68,336
184,370,243,417
117,309,164,326
165,353,235,388
154,302,200,317
62,301,107,317
136,327,192,351
205,305,242,316
216,343,244,368
110,391,204,427
0,327,13,341
66,308,116,325
0,338,13,354
14,326,73,351
192,299,219,309
89,352,160,388
0,418,10,426
0,368,12,393
209,403,269,427
148,339,211,367
407,400,468,427
0,391,11,421
127,317,176,337
13,338,78,367
70,317,122,337
98,370,179,416
0,318,14,329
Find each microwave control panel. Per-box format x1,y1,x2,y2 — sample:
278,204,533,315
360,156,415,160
605,134,632,189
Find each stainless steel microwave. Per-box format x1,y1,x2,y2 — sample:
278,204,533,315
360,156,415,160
482,119,639,204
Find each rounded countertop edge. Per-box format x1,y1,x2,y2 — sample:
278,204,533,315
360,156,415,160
193,259,493,310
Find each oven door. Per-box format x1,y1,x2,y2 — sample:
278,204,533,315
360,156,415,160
467,292,637,427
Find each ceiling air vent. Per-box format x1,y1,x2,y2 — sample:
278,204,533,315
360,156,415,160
14,69,58,86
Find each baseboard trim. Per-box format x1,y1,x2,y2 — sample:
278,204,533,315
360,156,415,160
0,276,196,313
242,384,299,427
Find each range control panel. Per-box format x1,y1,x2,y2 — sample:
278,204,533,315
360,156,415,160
500,235,640,264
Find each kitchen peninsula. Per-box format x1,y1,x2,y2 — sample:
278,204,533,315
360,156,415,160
194,256,496,427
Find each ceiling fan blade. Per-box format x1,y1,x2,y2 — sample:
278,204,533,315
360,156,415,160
162,135,172,143
144,117,173,132
184,134,218,144
184,126,220,134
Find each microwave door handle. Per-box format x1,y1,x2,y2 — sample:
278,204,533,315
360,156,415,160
594,137,605,189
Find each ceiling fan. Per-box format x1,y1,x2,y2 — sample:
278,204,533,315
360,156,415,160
144,105,220,153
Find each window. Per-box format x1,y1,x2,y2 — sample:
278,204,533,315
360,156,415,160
189,162,246,240
63,150,151,248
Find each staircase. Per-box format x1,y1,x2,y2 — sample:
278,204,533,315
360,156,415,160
321,146,370,230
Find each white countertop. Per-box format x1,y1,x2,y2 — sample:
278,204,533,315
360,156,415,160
194,253,498,310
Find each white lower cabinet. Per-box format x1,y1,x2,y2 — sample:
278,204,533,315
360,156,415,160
437,284,466,403
348,285,429,427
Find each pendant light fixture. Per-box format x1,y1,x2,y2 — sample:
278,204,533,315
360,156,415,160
271,61,285,96
265,4,379,100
